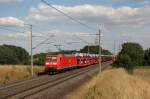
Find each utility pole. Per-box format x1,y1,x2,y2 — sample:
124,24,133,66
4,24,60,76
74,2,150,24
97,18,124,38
114,42,116,55
24,24,33,76
95,34,99,45
54,44,62,51
88,43,90,54
30,25,33,76
99,29,102,73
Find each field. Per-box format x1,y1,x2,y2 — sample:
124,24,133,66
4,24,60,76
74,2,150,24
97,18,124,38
68,68,150,99
134,68,150,83
0,65,44,85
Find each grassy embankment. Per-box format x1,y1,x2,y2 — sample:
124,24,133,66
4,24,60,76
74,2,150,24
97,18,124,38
0,65,44,84
68,68,150,99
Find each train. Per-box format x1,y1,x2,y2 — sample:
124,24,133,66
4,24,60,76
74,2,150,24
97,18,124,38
44,53,114,74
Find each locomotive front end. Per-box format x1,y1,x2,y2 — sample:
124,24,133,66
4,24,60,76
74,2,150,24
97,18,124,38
45,55,58,69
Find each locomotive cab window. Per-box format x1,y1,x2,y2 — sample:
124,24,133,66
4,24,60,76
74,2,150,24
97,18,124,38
46,56,57,61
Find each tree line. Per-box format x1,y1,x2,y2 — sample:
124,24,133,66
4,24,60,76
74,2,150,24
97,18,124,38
0,45,29,64
0,44,112,65
80,45,112,55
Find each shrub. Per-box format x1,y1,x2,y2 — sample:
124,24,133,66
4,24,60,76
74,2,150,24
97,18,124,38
114,54,133,73
114,42,144,73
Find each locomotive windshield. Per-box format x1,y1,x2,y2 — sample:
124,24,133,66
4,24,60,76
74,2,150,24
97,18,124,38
46,56,57,62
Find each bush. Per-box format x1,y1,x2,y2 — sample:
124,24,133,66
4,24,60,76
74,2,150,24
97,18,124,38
120,42,144,66
114,54,133,73
114,42,144,73
33,53,46,66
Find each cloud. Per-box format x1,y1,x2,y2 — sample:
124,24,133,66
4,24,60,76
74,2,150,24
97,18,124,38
48,29,91,36
0,16,24,27
25,3,150,51
46,29,95,44
7,32,29,38
26,3,150,29
5,31,45,38
0,0,23,3
139,0,150,6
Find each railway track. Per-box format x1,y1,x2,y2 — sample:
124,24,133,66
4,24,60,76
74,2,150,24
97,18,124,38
0,61,112,99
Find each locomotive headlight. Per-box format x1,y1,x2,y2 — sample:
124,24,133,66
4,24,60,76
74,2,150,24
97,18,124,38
53,63,57,65
46,62,50,65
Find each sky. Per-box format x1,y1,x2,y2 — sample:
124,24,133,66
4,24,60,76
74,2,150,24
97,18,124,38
0,0,150,54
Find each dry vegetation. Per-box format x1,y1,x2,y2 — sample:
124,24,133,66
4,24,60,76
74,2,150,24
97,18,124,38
68,68,150,99
134,68,150,83
0,65,44,84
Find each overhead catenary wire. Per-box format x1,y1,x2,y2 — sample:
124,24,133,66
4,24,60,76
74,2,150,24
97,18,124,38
0,25,25,29
41,0,97,31
32,35,54,49
73,34,95,54
73,34,93,44
36,0,99,50
0,26,26,33
0,25,54,38
65,41,80,44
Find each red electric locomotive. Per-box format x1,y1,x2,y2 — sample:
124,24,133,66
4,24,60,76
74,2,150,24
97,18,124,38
44,53,113,74
45,54,77,73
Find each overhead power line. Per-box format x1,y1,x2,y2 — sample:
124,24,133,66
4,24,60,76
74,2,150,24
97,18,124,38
73,34,93,44
0,25,25,29
0,26,25,33
32,35,54,49
41,0,97,31
66,41,80,44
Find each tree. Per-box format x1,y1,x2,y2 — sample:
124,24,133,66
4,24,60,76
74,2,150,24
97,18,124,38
0,46,18,64
114,54,133,73
144,48,150,65
120,42,144,66
102,49,112,55
80,45,112,55
33,53,46,66
114,42,144,73
0,45,29,64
